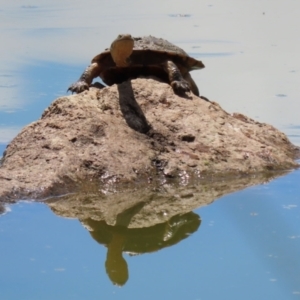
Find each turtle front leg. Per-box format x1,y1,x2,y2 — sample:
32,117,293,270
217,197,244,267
163,61,190,96
68,62,101,94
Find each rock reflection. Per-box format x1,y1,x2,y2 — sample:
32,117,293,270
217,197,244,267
84,205,200,286
45,171,288,285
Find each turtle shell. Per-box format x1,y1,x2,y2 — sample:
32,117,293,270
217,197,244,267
91,36,204,86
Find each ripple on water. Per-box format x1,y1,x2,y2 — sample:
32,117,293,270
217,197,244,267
168,14,192,18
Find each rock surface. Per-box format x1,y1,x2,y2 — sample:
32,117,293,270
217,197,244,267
0,78,299,205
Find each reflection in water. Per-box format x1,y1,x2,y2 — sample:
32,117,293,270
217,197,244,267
83,202,200,286
45,171,289,287
1,171,300,299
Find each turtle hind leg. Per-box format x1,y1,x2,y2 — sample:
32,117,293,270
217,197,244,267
183,72,199,96
163,60,190,96
183,72,210,101
67,62,101,94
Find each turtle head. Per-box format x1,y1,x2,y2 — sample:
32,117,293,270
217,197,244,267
110,34,134,67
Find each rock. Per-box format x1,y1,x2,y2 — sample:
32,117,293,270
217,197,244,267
46,171,289,229
0,78,299,204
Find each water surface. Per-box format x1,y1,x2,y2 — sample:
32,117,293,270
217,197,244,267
0,0,300,299
0,169,299,299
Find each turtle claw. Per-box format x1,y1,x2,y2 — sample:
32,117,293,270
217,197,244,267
171,80,191,96
67,81,89,94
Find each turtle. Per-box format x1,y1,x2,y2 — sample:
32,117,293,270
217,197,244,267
67,34,205,97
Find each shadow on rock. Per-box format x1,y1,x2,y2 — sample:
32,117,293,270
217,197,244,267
117,81,151,133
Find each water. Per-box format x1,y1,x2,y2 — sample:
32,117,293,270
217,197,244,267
0,169,299,299
1,0,300,299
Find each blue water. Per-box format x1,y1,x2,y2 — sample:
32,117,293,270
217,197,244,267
0,31,299,300
0,61,83,153
6,61,82,125
0,144,6,157
0,169,299,300
1,60,300,300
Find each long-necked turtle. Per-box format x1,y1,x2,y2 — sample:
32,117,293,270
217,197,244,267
68,34,205,97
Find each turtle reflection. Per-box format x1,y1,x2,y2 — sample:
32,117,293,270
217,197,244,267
82,202,200,286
